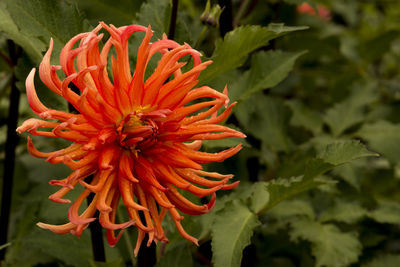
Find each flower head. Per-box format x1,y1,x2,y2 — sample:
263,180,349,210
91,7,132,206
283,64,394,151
17,22,244,253
297,3,331,21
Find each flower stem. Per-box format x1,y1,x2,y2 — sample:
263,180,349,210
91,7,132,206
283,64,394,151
86,190,107,262
137,236,156,267
218,0,233,37
168,0,179,39
0,40,21,261
116,207,136,266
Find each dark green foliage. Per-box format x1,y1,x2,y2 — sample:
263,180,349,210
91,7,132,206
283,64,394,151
1,0,399,266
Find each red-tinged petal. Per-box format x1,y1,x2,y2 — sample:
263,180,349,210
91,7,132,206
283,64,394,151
183,140,202,150
150,147,202,170
134,230,145,257
129,26,153,106
192,169,234,179
99,201,135,230
175,168,231,188
119,176,147,210
168,208,198,245
147,197,166,241
134,156,168,191
26,69,48,115
39,38,62,96
107,229,125,248
221,181,240,190
140,182,174,209
152,162,191,189
80,168,113,193
25,136,66,159
96,171,116,212
37,222,76,235
177,143,243,164
134,186,156,233
68,189,97,225
119,152,139,183
64,150,99,170
98,145,121,170
165,185,213,215
192,102,237,125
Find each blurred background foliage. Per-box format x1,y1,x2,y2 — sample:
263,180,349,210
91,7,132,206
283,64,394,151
1,0,400,266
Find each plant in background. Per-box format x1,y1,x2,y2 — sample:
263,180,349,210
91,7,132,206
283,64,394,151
1,0,399,266
16,22,244,254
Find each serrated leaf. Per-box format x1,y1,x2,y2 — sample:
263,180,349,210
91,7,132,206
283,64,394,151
155,243,193,267
290,219,361,267
318,140,378,165
211,200,260,267
3,0,85,63
254,140,375,215
368,201,400,224
287,100,323,135
363,254,400,267
236,94,293,152
239,50,306,100
324,101,365,137
136,0,171,38
357,121,400,164
324,83,378,137
319,200,367,224
0,4,43,62
258,176,327,214
199,24,307,82
269,199,315,219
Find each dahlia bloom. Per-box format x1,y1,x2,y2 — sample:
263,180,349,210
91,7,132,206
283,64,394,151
16,22,244,254
297,3,331,21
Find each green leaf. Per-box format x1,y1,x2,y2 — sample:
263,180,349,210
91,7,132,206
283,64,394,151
287,100,323,135
211,200,261,267
368,201,400,224
70,0,141,26
252,140,376,214
359,30,400,63
255,176,328,214
239,50,306,100
236,94,293,152
323,82,377,137
324,101,365,137
318,140,378,165
269,199,315,219
155,243,193,267
136,0,171,39
0,3,44,62
290,219,362,267
199,24,307,82
319,200,367,224
357,121,400,164
3,0,85,63
363,254,400,267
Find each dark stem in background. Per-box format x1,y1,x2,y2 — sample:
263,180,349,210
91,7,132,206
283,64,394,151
0,41,21,261
137,235,156,267
86,183,106,262
68,83,106,262
218,0,233,37
168,0,179,39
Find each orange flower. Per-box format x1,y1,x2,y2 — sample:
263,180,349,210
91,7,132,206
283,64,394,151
297,3,331,21
16,22,244,254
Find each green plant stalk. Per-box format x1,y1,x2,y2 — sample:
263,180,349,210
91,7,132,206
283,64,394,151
0,41,21,261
